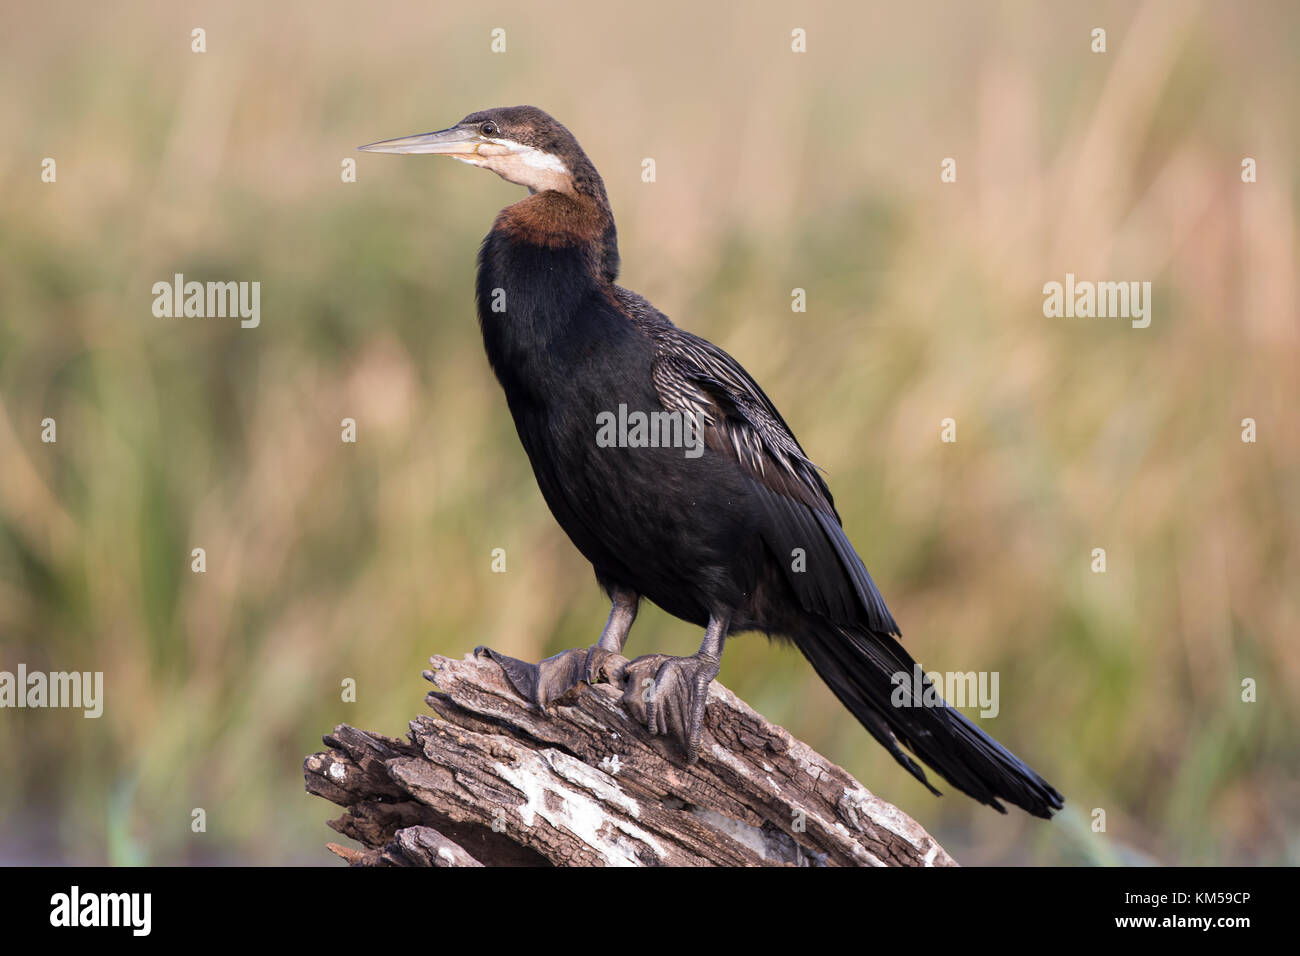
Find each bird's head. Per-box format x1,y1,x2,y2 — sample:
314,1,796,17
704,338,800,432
358,105,603,200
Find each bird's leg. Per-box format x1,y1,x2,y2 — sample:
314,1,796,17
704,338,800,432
623,612,729,763
587,586,638,681
475,587,638,708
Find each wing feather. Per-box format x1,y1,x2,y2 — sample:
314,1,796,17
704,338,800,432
641,314,899,635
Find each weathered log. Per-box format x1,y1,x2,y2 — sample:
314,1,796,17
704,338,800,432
303,650,956,867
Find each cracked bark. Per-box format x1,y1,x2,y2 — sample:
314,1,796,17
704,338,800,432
303,651,957,867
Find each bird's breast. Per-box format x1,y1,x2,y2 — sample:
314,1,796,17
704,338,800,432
475,229,632,398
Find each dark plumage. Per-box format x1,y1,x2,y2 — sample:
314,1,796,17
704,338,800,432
360,105,1064,818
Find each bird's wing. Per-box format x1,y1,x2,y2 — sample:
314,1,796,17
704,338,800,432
651,327,834,511
649,324,899,635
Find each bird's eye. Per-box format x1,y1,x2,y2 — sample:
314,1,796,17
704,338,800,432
481,122,499,137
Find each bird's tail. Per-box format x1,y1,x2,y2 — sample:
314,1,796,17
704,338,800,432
790,622,1064,818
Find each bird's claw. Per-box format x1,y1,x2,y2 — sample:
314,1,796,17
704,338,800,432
475,644,719,763
622,652,720,763
475,644,627,709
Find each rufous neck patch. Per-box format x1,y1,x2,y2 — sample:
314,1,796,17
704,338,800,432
494,191,610,249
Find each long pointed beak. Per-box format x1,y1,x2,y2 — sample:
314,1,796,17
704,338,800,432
357,126,484,156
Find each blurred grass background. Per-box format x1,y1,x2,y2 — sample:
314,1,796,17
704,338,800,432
1,0,1297,865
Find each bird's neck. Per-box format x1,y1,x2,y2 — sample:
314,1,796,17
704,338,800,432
493,191,620,283
475,192,622,398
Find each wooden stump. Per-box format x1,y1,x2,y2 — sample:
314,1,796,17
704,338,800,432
304,651,956,867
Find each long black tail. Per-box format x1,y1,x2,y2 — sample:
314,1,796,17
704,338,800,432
791,622,1064,818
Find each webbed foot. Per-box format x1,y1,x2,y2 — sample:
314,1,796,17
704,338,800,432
475,644,628,708
621,651,721,763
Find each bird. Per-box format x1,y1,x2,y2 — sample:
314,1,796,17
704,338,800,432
359,105,1064,818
